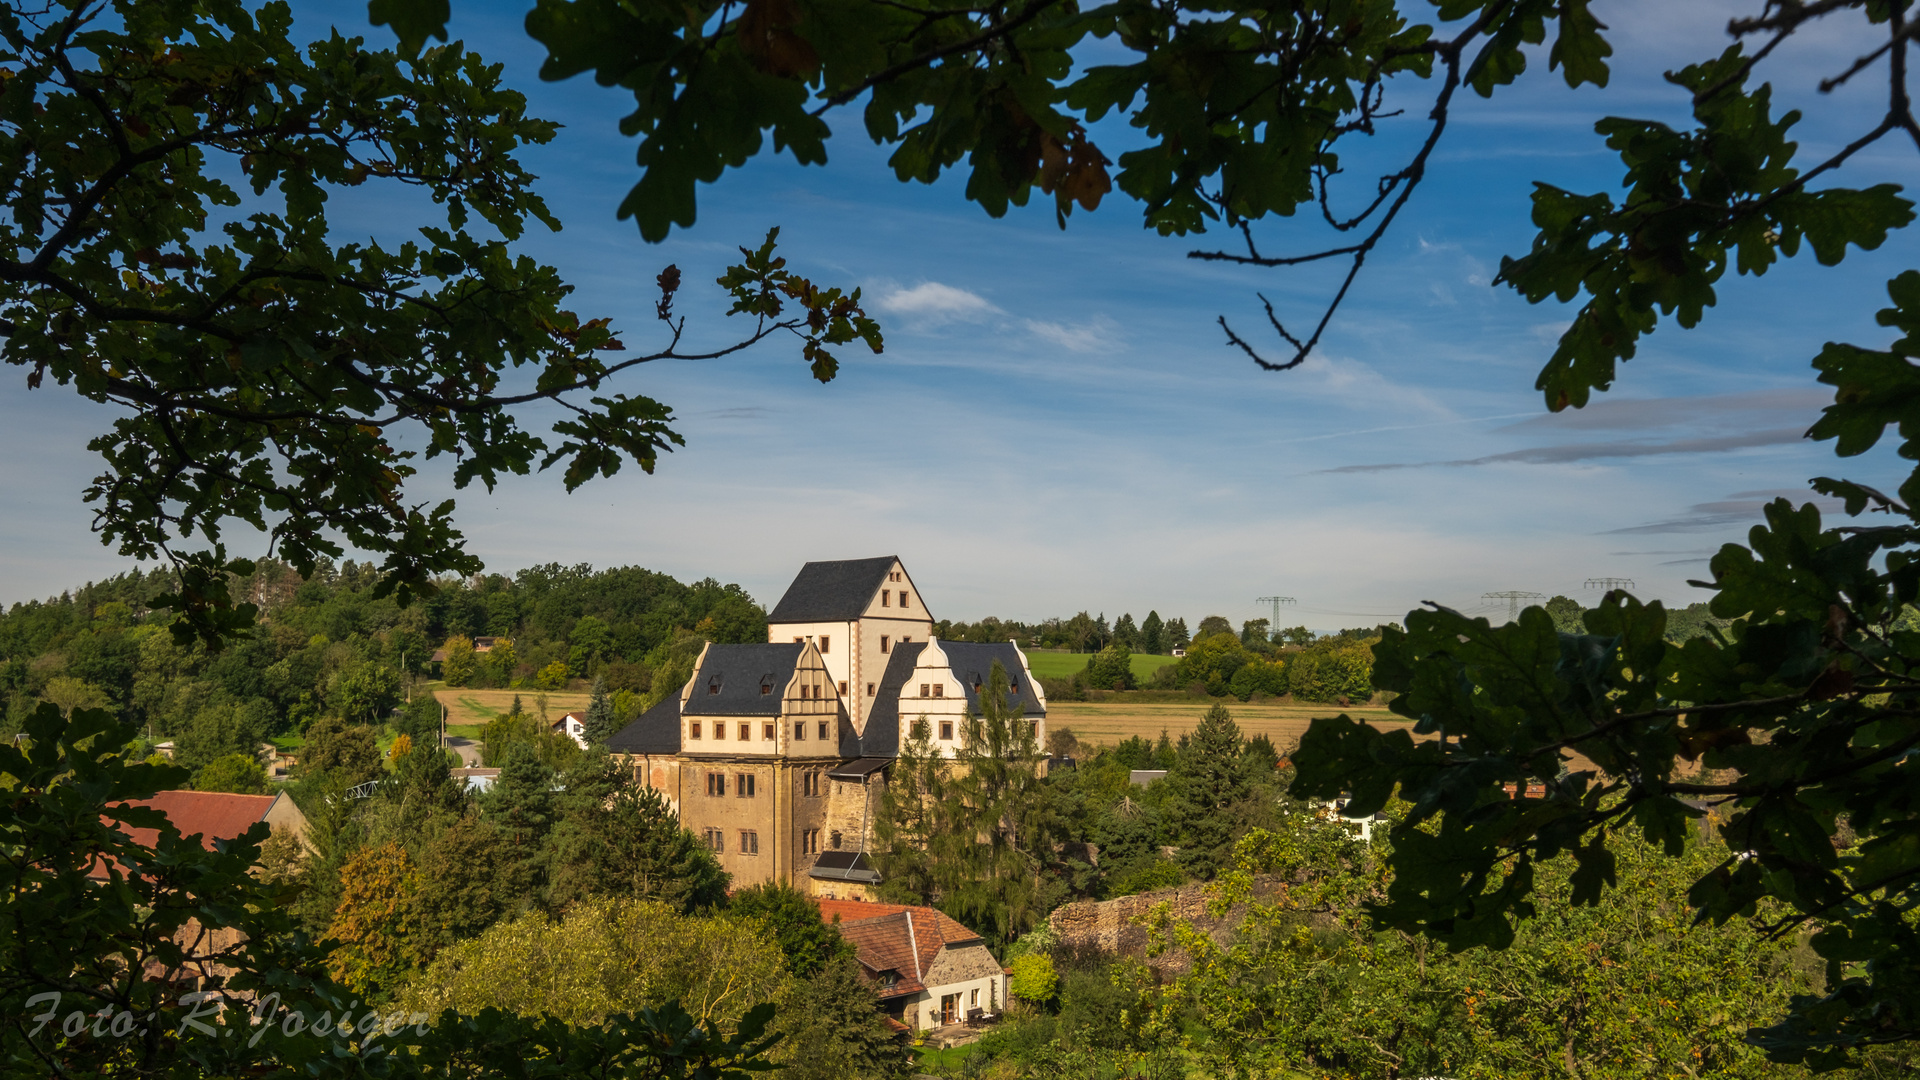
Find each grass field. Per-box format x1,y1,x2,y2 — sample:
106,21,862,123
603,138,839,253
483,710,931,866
1023,650,1178,682
1045,697,1407,753
429,686,593,729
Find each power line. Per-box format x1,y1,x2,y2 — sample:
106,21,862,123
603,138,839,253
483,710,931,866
1254,595,1296,627
1483,590,1545,622
1584,577,1636,591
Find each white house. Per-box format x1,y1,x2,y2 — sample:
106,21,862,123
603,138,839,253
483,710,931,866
818,899,1006,1031
552,711,589,749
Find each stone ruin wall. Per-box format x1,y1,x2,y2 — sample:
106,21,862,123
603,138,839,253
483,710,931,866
1045,875,1283,977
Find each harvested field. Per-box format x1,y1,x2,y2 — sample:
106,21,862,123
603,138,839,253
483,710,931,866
430,686,591,728
1045,697,1407,752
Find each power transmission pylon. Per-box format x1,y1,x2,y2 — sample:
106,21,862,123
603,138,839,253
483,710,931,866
1584,577,1635,591
1255,596,1296,627
1483,590,1545,622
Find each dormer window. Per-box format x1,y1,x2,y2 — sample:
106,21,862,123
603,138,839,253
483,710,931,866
707,676,722,696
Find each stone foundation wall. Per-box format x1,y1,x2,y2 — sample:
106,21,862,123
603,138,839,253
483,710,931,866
1045,876,1282,977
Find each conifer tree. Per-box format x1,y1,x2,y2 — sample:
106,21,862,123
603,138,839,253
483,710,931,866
1162,702,1253,878
775,951,917,1080
485,742,558,849
1141,611,1166,655
582,674,618,744
546,776,728,914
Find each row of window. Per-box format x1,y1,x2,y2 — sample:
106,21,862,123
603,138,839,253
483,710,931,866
704,828,759,855
705,769,830,797
690,719,843,742
925,720,1039,742
879,589,911,609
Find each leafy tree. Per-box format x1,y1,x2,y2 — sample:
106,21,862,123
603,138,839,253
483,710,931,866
536,660,570,690
728,881,848,978
298,716,382,786
1227,657,1287,702
329,664,400,725
4,0,882,648
1175,631,1252,695
1195,616,1234,640
1285,639,1376,703
1544,595,1586,635
1140,611,1165,656
480,637,519,688
441,635,477,688
1240,618,1271,648
193,752,267,794
1083,643,1136,691
400,898,788,1033
569,614,615,673
582,674,618,744
174,697,273,771
324,841,421,996
40,675,108,716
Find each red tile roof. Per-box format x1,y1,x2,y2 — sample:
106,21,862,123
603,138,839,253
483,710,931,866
91,791,281,879
816,899,982,996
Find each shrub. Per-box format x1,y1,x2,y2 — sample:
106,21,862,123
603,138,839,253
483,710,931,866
1009,953,1058,1003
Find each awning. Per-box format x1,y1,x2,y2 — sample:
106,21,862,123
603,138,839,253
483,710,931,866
827,757,891,780
808,851,881,884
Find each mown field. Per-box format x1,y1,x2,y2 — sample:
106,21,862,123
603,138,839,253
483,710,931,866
430,686,593,729
1023,649,1178,682
1045,697,1407,753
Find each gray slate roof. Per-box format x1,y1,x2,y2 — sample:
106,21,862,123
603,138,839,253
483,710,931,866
606,693,681,755
940,641,1046,717
767,556,897,623
683,643,806,716
859,641,927,758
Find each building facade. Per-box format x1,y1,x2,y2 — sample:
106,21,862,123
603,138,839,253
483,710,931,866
607,556,1046,897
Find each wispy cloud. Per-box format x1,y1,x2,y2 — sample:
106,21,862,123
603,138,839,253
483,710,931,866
1022,316,1123,353
1319,427,1807,474
1496,388,1827,434
1604,494,1844,535
875,281,1000,325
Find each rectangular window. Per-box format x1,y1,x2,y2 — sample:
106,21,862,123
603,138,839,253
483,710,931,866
690,721,702,740
819,636,830,654
901,636,911,645
817,720,828,741
881,591,890,607
794,721,807,741
920,683,930,698
880,636,890,653
763,722,775,741
1010,680,1019,694
802,770,820,797
794,636,804,644
900,592,911,609
970,989,979,1007
866,682,876,697
933,684,944,698
740,830,759,855
707,676,721,695
1030,721,1040,740
707,772,725,797
737,773,756,797
704,828,724,852
738,722,751,741
939,721,953,740
838,680,848,696
761,681,773,696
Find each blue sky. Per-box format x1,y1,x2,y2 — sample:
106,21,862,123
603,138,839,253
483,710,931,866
4,0,1915,632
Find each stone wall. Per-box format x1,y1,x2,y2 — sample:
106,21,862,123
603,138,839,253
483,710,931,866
1045,876,1282,977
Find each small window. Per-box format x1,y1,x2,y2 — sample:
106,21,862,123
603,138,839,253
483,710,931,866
803,771,821,797
1010,680,1019,694
901,636,911,644
1030,721,1039,739
970,989,979,1006
763,722,775,740
819,636,830,654
817,720,828,740
866,682,876,697
880,636,890,653
838,680,848,696
829,829,843,850
933,684,944,698
690,721,702,740
740,830,759,855
761,679,773,696
794,636,804,644
800,829,816,854
707,676,721,695
900,592,911,609
704,827,724,852
738,722,751,741
919,683,930,698
794,720,807,741
939,721,953,741
881,591,890,607
738,773,755,797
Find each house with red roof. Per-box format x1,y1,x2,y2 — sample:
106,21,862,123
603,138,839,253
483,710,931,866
92,790,309,880
817,899,1007,1031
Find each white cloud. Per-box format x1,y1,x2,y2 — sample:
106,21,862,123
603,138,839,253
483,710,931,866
874,281,1000,324
1021,316,1123,354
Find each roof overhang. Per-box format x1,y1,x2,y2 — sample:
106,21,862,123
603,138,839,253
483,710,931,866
828,757,891,780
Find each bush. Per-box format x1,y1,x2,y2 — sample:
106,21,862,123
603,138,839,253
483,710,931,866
1009,953,1057,1003
535,661,570,691
194,752,267,794
1287,641,1375,702
1228,658,1287,701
